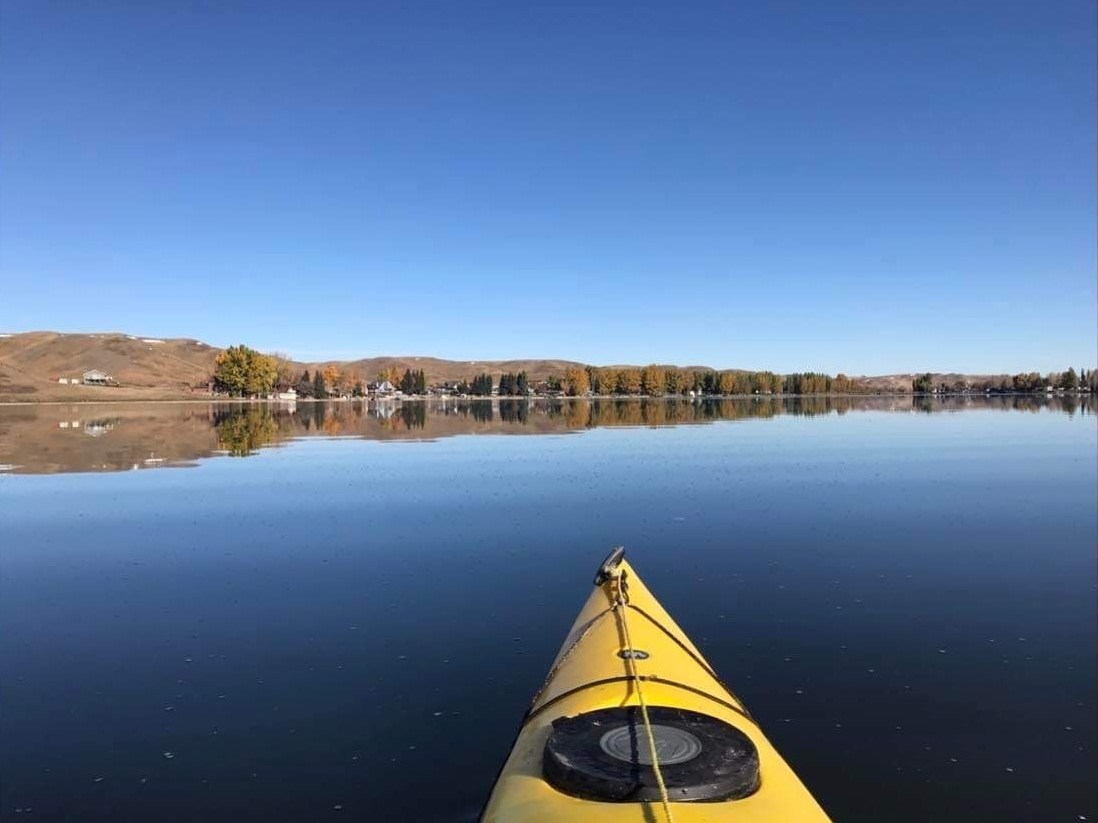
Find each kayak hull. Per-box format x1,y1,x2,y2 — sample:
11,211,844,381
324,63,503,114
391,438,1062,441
480,556,832,822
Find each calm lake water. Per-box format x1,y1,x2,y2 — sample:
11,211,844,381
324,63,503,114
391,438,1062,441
1,398,1095,822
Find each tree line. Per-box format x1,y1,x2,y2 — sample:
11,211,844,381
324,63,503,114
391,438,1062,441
456,373,495,396
214,344,1096,399
292,366,366,398
913,367,1094,394
399,369,427,394
551,366,839,397
497,371,529,395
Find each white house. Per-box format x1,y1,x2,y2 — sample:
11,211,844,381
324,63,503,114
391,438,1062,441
82,369,112,385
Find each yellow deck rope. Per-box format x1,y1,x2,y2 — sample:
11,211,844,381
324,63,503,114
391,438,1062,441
612,572,675,823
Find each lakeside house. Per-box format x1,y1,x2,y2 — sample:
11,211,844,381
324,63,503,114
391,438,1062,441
82,369,113,385
430,381,462,397
368,380,398,397
276,388,297,401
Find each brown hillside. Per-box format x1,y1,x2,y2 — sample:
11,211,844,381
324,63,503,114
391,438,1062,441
0,332,217,385
0,333,589,400
0,332,219,400
330,356,586,384
0,330,1019,402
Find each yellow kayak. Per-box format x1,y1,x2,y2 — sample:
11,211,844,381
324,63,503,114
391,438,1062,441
480,548,832,822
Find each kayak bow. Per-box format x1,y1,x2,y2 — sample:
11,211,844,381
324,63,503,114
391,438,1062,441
480,548,832,822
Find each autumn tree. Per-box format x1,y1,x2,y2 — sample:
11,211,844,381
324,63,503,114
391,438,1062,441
270,352,295,391
618,368,642,394
641,365,665,396
213,345,277,397
342,369,363,395
213,346,251,395
564,366,590,396
598,368,619,395
322,365,342,395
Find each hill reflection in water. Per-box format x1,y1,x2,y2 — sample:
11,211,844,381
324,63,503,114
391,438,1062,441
0,395,1089,475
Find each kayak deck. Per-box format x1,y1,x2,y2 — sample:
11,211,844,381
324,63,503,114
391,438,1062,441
480,551,832,822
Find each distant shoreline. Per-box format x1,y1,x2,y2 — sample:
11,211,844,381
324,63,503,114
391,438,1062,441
2,390,1091,407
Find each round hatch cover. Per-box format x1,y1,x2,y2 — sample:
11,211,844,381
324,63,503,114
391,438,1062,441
543,705,760,802
599,724,702,765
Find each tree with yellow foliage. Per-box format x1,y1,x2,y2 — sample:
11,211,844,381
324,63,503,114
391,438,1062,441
618,368,642,394
213,345,277,397
598,368,619,395
322,364,342,393
564,366,590,396
641,365,665,396
718,371,735,395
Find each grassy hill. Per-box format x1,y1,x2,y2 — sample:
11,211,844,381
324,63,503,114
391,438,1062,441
0,332,220,401
0,332,592,400
0,330,1010,402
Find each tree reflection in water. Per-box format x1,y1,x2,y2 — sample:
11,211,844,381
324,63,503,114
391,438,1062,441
2,395,1089,474
214,408,281,456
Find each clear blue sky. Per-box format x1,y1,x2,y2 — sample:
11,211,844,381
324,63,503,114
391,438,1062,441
1,1,1094,374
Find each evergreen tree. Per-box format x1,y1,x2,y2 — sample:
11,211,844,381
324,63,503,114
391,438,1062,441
296,370,312,398
313,370,327,398
467,373,494,396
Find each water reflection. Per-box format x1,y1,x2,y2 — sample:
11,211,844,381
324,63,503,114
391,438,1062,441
0,395,1090,474
214,407,282,456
